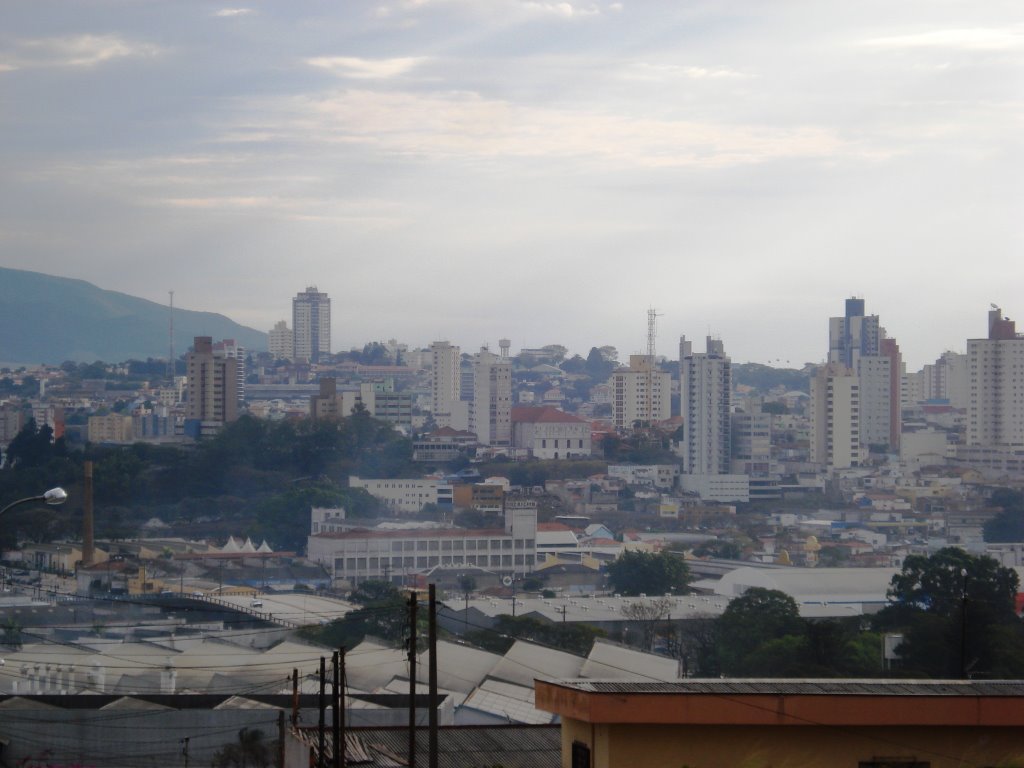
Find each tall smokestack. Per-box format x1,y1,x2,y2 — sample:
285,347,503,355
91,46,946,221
82,461,94,566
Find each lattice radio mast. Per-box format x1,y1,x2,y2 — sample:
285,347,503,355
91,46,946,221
646,307,661,425
167,290,175,381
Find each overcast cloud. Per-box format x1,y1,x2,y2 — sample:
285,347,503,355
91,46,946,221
1,0,1021,368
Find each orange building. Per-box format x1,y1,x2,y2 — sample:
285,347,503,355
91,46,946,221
535,679,1024,768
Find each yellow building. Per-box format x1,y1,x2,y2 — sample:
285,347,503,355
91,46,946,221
536,678,1024,768
87,413,134,443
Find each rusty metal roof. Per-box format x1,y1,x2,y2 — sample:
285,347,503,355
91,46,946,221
543,679,1024,696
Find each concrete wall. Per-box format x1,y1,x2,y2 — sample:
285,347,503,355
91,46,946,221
561,719,1024,768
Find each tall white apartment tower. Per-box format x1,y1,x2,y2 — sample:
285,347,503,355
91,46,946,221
430,341,462,428
810,362,861,469
471,347,512,446
967,307,1024,447
681,336,732,475
292,287,331,363
610,355,671,433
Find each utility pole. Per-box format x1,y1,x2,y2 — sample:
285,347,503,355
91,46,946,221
428,584,439,768
82,461,94,566
960,568,970,680
318,656,326,768
291,668,299,727
339,647,347,768
332,650,341,768
408,590,418,768
179,737,190,768
278,711,286,768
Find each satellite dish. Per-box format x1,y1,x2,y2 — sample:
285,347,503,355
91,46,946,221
502,576,513,587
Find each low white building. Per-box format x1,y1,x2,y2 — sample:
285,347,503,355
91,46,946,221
308,504,538,583
511,406,591,459
349,476,454,515
607,464,679,490
680,473,750,503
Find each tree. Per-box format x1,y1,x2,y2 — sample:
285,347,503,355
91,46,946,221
877,547,1024,678
561,354,587,374
888,547,1018,618
540,344,568,364
5,419,64,469
983,489,1024,542
675,613,720,676
716,588,803,675
211,727,275,768
621,597,675,650
301,580,408,649
467,614,605,656
692,539,742,560
606,550,689,597
585,348,615,380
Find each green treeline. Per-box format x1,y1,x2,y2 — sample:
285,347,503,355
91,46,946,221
679,549,1024,679
0,411,415,551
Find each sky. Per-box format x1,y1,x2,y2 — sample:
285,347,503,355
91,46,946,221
1,1,1020,370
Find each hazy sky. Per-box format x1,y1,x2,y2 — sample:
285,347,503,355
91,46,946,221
1,1,1020,369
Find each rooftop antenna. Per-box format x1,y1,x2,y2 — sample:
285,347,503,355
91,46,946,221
167,290,175,381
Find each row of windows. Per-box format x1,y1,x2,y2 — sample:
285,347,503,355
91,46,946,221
380,538,535,552
540,439,586,448
338,554,536,571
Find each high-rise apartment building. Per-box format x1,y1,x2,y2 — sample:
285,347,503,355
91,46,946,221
311,377,413,426
829,297,880,367
967,307,1024,448
471,347,512,446
292,287,331,363
826,298,900,453
810,363,861,469
731,406,773,477
911,350,969,409
430,341,462,428
186,336,239,427
680,336,732,475
268,320,293,361
610,355,671,433
212,338,246,406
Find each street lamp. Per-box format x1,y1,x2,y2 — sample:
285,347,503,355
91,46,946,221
960,567,969,680
0,487,68,517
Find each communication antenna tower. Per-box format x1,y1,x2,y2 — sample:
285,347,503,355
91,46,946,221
646,307,662,426
167,290,175,381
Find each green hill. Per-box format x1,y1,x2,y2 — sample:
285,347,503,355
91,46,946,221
0,267,267,364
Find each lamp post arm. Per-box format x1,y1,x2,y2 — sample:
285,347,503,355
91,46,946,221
0,496,46,517
0,487,68,517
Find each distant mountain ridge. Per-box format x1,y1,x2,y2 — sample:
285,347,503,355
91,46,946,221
0,267,267,364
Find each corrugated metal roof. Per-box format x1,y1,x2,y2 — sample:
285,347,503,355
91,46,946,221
487,640,583,688
545,679,1024,696
300,725,561,768
580,639,679,682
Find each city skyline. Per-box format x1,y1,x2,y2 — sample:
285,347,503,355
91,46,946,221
1,2,1019,370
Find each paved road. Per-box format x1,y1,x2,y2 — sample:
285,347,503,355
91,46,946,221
213,593,356,626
